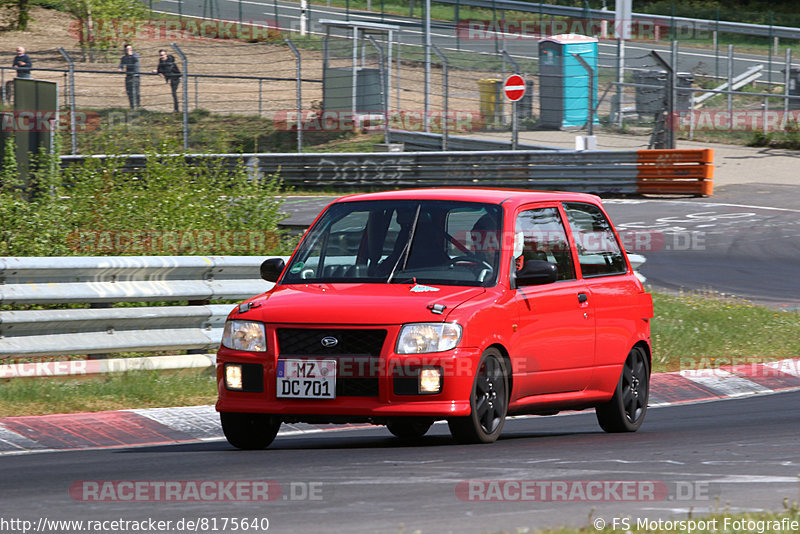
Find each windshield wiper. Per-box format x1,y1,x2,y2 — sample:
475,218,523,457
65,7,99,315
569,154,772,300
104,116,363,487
386,205,421,283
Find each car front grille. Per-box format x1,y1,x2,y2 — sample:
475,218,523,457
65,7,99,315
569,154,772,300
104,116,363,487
276,328,386,397
276,328,387,357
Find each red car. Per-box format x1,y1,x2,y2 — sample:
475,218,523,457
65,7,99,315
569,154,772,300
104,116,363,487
216,189,653,449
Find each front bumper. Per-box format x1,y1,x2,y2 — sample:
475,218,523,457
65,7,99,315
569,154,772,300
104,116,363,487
215,345,481,419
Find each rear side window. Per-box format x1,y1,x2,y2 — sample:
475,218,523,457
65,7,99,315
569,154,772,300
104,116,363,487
515,207,575,281
563,202,627,277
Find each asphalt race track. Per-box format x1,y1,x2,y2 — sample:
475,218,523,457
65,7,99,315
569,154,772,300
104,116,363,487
1,392,799,533
2,183,798,532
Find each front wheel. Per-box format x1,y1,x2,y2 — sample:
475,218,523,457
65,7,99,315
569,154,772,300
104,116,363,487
220,412,281,450
595,346,650,433
448,348,508,444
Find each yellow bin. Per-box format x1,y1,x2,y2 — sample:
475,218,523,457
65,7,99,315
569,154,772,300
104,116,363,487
478,78,502,125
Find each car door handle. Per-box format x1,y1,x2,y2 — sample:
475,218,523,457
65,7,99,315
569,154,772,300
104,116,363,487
578,292,588,303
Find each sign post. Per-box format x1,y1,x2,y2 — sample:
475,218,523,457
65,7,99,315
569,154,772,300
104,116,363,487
503,74,526,150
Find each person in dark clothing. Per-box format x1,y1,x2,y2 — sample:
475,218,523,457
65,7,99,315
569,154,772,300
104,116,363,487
12,47,32,79
117,44,140,109
153,49,181,112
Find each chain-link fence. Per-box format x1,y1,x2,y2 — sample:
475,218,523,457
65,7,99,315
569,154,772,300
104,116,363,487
4,7,800,153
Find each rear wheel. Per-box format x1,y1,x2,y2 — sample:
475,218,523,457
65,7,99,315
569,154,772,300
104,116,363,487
386,417,434,441
596,346,650,433
448,348,508,444
220,412,281,450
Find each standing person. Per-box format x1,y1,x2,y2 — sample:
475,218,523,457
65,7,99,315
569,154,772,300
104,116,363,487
118,44,140,109
153,49,181,112
12,46,32,79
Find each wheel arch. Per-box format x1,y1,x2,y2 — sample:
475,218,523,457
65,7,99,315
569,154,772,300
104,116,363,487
633,340,652,373
486,343,513,398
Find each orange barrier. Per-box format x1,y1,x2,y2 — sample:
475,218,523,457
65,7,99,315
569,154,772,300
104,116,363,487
636,148,714,196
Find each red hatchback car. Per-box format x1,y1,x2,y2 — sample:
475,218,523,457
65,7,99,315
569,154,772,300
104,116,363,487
216,189,653,449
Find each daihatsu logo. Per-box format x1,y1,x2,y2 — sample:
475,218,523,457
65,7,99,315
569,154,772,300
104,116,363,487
321,336,339,348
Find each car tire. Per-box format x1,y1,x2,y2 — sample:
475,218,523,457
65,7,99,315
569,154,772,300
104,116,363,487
595,346,650,433
448,348,508,444
386,417,434,441
220,412,281,450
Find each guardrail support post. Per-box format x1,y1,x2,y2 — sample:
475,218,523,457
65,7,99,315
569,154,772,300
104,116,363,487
57,47,78,155
170,43,190,151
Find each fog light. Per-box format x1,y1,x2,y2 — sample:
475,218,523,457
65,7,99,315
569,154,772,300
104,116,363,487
225,364,243,390
419,367,442,394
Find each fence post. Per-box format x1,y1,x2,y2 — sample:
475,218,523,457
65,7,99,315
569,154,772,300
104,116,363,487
768,11,773,86
431,44,450,151
670,40,678,148
650,49,674,149
171,43,190,151
424,0,431,132
299,0,308,36
366,35,390,146
616,38,624,127
727,44,733,133
286,39,303,152
57,47,77,155
784,48,792,113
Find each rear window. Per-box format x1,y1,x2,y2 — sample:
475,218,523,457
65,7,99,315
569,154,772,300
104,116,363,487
563,202,627,277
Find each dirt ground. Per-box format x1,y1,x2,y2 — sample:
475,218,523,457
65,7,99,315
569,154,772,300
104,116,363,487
0,7,492,119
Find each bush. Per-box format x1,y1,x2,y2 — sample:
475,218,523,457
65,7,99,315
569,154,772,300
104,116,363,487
0,135,291,257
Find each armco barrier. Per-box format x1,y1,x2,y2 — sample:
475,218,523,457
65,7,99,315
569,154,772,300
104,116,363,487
0,256,279,358
0,254,644,363
636,149,715,196
60,149,714,196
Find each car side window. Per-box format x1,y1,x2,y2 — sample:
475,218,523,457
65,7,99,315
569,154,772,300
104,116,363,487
515,207,575,281
563,202,627,277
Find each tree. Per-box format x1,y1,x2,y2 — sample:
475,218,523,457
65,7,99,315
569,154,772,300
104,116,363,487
62,0,149,53
2,0,31,30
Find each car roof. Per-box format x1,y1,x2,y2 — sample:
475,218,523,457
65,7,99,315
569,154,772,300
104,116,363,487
334,188,602,208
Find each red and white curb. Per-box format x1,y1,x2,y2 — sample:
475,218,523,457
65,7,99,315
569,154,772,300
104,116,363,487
648,357,800,406
1,358,798,455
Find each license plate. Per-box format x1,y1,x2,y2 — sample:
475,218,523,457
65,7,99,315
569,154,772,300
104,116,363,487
276,359,336,399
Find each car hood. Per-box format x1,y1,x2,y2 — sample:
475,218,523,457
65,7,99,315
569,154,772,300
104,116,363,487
235,283,486,325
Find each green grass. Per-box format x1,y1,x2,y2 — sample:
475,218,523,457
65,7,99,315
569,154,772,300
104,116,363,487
2,290,798,416
650,290,800,373
0,368,217,417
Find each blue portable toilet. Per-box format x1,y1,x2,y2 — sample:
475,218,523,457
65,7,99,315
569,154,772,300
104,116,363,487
539,34,598,129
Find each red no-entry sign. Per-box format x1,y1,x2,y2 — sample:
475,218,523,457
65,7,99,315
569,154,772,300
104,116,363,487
503,74,526,101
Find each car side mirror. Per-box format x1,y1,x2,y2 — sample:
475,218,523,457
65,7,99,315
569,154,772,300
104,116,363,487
260,258,285,282
515,260,558,286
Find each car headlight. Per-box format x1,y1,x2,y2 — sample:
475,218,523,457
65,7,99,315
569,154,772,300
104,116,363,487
222,320,267,352
396,323,462,354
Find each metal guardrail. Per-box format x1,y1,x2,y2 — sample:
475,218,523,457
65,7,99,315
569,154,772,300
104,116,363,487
0,253,647,364
60,147,714,195
435,0,800,41
0,256,279,357
389,131,566,152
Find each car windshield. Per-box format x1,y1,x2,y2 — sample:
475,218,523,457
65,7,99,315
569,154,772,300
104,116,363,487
281,199,503,287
